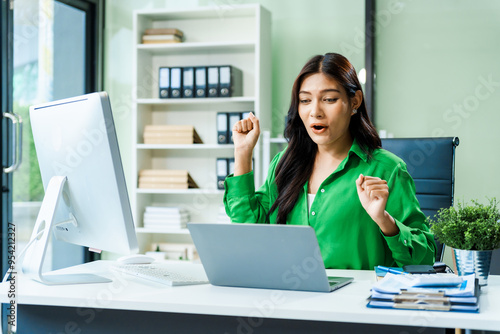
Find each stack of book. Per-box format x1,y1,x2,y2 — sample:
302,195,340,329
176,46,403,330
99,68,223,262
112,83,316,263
143,206,189,230
143,125,203,145
367,272,479,312
217,205,231,224
141,28,183,44
138,169,199,189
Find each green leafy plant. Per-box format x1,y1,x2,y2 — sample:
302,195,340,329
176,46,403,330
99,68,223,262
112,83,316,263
429,198,500,250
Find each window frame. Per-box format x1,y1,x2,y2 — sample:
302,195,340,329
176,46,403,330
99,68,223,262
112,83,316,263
57,0,105,93
1,1,15,332
1,1,105,330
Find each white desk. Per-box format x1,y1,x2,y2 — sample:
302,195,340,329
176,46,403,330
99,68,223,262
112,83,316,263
1,261,500,333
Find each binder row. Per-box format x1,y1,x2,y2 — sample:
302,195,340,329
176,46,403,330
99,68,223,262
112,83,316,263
217,111,252,144
159,65,242,99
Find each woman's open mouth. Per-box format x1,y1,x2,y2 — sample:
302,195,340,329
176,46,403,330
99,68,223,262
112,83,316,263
311,123,328,134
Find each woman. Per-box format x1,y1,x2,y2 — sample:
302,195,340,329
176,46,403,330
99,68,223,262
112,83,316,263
223,53,436,270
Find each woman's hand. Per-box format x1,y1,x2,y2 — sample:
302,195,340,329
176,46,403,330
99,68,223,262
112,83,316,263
355,174,399,236
232,112,260,176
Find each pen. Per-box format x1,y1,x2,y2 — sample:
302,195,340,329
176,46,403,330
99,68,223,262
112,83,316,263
377,266,406,275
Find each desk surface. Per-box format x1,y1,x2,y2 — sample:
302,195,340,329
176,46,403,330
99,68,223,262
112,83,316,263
2,261,500,331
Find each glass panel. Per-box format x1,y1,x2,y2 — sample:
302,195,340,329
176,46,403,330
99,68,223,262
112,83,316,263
13,0,86,269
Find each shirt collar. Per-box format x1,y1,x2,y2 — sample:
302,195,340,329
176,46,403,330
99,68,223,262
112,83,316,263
349,138,368,163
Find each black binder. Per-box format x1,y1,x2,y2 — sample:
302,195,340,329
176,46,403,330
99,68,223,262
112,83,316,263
194,67,207,98
228,112,242,143
170,67,182,98
219,65,243,97
159,67,170,99
182,67,194,98
216,158,228,190
217,112,229,144
207,66,219,98
228,158,235,176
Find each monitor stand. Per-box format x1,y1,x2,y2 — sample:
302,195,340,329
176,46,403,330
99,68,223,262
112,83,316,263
21,176,112,285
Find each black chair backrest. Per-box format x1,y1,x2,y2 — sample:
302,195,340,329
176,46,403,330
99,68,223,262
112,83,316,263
381,137,459,262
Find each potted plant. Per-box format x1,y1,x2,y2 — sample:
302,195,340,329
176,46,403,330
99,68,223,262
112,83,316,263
429,198,500,285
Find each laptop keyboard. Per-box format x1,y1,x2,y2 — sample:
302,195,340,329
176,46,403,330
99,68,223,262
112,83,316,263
113,264,208,286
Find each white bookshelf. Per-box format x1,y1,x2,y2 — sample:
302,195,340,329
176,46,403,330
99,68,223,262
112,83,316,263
132,5,271,252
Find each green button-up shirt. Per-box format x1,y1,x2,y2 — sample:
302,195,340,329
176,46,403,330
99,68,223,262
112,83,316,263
224,139,436,270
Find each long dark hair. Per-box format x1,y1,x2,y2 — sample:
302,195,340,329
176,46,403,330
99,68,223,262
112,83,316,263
269,53,381,225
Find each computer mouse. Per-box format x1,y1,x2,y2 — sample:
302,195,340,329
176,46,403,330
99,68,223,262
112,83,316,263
117,254,155,265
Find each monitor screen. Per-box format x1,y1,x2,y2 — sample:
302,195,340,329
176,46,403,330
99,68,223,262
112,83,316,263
22,92,138,285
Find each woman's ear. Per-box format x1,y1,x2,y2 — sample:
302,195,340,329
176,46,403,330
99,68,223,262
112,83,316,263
352,90,363,110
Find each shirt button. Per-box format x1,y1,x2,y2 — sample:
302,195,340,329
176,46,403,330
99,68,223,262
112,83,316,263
311,211,316,216
404,240,408,245
320,189,325,193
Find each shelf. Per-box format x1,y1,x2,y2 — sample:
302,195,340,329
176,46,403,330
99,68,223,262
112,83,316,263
135,96,255,105
136,144,234,150
136,188,224,195
135,227,190,235
136,41,255,55
135,4,259,20
131,4,271,253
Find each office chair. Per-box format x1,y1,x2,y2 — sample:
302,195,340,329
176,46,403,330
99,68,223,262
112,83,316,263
381,137,459,263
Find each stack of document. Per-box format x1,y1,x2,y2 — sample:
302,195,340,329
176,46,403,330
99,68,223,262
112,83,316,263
143,206,189,230
367,273,479,312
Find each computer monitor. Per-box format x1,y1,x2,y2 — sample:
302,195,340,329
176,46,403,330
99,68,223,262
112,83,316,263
22,92,138,285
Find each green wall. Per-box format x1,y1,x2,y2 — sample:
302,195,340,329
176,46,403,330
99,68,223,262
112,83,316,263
375,0,500,203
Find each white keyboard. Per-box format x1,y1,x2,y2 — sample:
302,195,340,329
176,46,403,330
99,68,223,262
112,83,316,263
114,264,209,286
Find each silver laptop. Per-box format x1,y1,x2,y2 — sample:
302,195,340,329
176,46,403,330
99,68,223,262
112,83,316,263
187,223,353,292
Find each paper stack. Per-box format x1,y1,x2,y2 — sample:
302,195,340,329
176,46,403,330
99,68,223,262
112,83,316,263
138,169,199,189
143,125,203,145
141,28,183,44
367,273,480,312
143,206,189,230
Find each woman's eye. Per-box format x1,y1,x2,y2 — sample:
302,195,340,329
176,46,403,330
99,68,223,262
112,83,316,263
324,98,338,103
299,99,310,104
